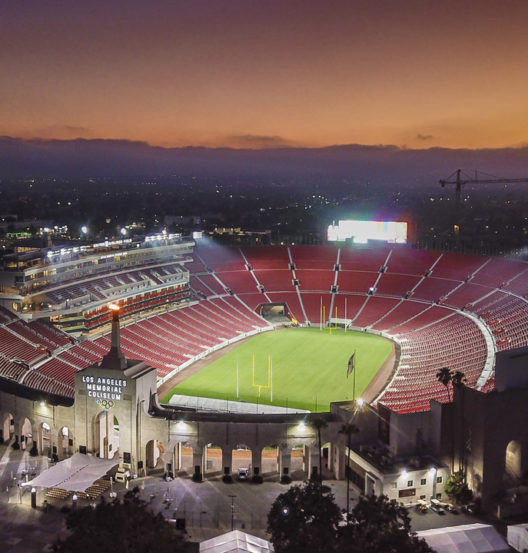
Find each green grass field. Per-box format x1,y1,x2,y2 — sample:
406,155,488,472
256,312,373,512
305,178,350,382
162,328,392,411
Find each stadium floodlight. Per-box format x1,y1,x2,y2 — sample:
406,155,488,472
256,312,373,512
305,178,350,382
356,397,364,408
298,421,306,430
109,303,120,311
81,225,88,235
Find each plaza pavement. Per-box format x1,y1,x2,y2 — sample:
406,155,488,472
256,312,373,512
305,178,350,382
0,442,480,552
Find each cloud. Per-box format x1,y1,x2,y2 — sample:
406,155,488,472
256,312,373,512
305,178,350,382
33,125,93,138
228,134,293,148
416,133,435,141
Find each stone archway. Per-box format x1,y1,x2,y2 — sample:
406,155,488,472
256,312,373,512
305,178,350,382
505,440,522,485
59,426,73,458
1,413,14,443
232,443,252,478
145,440,165,473
20,417,33,450
204,443,223,476
95,411,119,459
261,444,279,477
173,442,195,475
39,422,52,457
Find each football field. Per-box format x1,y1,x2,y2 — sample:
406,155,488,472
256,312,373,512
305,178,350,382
162,327,392,411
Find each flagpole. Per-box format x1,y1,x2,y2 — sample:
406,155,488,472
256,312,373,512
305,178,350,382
236,355,239,399
320,296,322,331
345,297,347,332
270,355,273,402
353,350,356,402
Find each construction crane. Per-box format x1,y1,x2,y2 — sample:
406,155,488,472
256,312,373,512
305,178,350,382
439,169,528,237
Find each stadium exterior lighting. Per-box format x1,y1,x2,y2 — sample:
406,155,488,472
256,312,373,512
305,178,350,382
401,469,408,477
81,225,88,235
429,467,437,475
356,397,365,408
298,421,306,431
177,420,186,430
120,227,127,236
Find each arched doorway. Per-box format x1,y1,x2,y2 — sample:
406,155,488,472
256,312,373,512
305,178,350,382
232,443,252,477
505,440,522,485
290,444,305,478
20,418,33,450
39,423,51,457
59,427,72,458
173,442,194,474
1,413,14,443
96,412,119,459
204,443,223,476
261,445,279,476
145,440,165,472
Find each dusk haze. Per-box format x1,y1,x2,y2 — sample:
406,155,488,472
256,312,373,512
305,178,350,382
3,0,528,149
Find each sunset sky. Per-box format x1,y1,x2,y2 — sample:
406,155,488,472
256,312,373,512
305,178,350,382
2,0,528,149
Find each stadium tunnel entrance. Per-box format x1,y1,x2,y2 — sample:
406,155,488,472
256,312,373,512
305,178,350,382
260,303,297,324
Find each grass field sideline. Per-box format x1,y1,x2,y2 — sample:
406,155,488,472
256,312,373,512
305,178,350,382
162,328,392,411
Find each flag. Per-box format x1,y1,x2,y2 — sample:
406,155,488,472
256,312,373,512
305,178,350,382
347,352,356,378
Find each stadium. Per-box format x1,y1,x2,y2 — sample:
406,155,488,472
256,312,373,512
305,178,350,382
1,234,525,409
0,231,527,511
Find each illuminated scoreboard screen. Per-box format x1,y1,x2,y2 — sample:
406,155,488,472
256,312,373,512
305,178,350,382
327,220,408,244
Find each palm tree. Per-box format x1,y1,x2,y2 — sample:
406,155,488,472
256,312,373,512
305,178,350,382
339,422,360,523
451,370,467,389
451,370,467,473
312,417,328,485
436,367,453,402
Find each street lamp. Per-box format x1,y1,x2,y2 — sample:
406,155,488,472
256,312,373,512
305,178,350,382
228,494,237,530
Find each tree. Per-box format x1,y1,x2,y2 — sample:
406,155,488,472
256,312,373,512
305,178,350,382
337,494,434,553
444,469,473,504
451,370,467,472
339,422,360,522
451,370,467,389
52,488,192,553
436,367,452,402
267,481,342,553
312,417,328,484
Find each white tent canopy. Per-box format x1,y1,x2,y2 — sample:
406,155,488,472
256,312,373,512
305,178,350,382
417,523,509,553
200,530,274,553
23,453,118,492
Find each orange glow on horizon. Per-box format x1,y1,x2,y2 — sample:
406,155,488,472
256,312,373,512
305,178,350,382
2,1,528,150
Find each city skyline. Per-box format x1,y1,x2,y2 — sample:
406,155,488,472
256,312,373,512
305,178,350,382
2,0,528,150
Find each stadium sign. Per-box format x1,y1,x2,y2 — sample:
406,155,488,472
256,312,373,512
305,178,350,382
81,375,127,403
327,220,407,244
